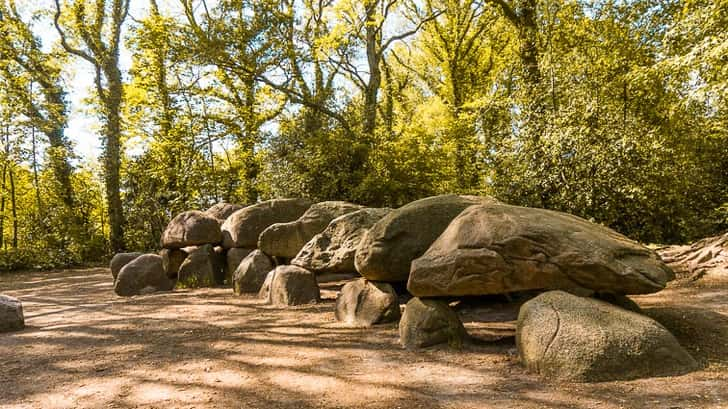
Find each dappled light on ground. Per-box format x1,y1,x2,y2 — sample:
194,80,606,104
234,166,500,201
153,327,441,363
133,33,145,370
1,268,727,408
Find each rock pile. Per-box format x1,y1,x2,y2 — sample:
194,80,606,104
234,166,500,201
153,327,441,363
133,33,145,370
107,194,694,382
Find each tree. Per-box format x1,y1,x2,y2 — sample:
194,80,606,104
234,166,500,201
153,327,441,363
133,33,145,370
53,0,130,252
0,0,76,210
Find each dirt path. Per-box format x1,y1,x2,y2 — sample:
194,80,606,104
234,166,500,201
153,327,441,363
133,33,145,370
1,268,727,409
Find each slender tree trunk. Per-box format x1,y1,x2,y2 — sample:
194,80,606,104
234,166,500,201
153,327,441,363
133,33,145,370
31,121,42,213
104,63,125,252
363,2,382,138
45,81,76,209
0,162,6,250
9,166,17,248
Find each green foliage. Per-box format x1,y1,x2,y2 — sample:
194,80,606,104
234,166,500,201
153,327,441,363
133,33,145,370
1,0,727,268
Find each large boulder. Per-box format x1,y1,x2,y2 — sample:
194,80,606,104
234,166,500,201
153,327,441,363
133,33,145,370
160,248,187,279
0,295,24,332
335,279,400,326
399,297,468,349
110,252,143,281
355,195,496,282
205,202,244,221
517,291,697,382
293,208,391,274
262,265,320,306
225,248,254,282
161,210,222,249
233,250,275,294
220,198,313,249
259,201,363,259
177,244,224,288
114,254,175,296
409,203,674,297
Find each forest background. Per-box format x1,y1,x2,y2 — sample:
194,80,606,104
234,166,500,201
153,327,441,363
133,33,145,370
0,0,725,271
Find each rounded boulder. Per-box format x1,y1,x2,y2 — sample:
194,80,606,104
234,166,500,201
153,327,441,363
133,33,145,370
293,208,390,274
220,198,312,249
259,201,363,259
355,195,496,282
517,291,697,382
114,254,175,296
335,279,400,326
161,210,222,249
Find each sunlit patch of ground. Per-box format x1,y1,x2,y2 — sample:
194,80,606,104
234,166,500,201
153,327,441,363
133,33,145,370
1,267,727,408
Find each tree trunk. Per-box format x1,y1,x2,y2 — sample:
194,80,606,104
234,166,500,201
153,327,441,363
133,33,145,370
104,63,125,252
43,80,76,209
363,2,382,138
0,162,6,250
31,121,42,213
9,166,17,248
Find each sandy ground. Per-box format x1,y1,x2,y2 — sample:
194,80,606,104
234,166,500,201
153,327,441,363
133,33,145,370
1,268,727,409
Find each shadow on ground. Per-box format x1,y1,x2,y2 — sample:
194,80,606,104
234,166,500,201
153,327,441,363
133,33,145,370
1,268,727,409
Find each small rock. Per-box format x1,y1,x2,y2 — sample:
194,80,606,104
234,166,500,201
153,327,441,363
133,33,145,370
399,297,468,349
335,279,400,326
0,295,24,332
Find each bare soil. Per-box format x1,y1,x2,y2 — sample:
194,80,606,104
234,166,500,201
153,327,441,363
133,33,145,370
1,268,727,409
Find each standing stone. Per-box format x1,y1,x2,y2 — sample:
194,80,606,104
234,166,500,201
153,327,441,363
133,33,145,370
225,248,254,282
114,254,174,296
233,250,275,294
160,248,187,279
177,244,224,288
408,203,674,297
0,295,24,332
110,252,143,281
220,198,313,249
205,202,244,221
517,291,697,382
161,210,222,249
335,279,400,326
258,201,363,259
355,195,497,282
399,297,468,349
293,208,391,274
265,265,320,306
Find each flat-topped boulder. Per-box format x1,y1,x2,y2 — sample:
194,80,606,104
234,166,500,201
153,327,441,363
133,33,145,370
221,198,313,249
293,208,391,274
517,291,696,382
409,203,674,297
233,250,274,294
355,195,497,282
0,295,24,332
110,252,143,281
161,210,222,249
335,279,400,326
205,202,244,221
259,201,363,259
114,254,175,296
